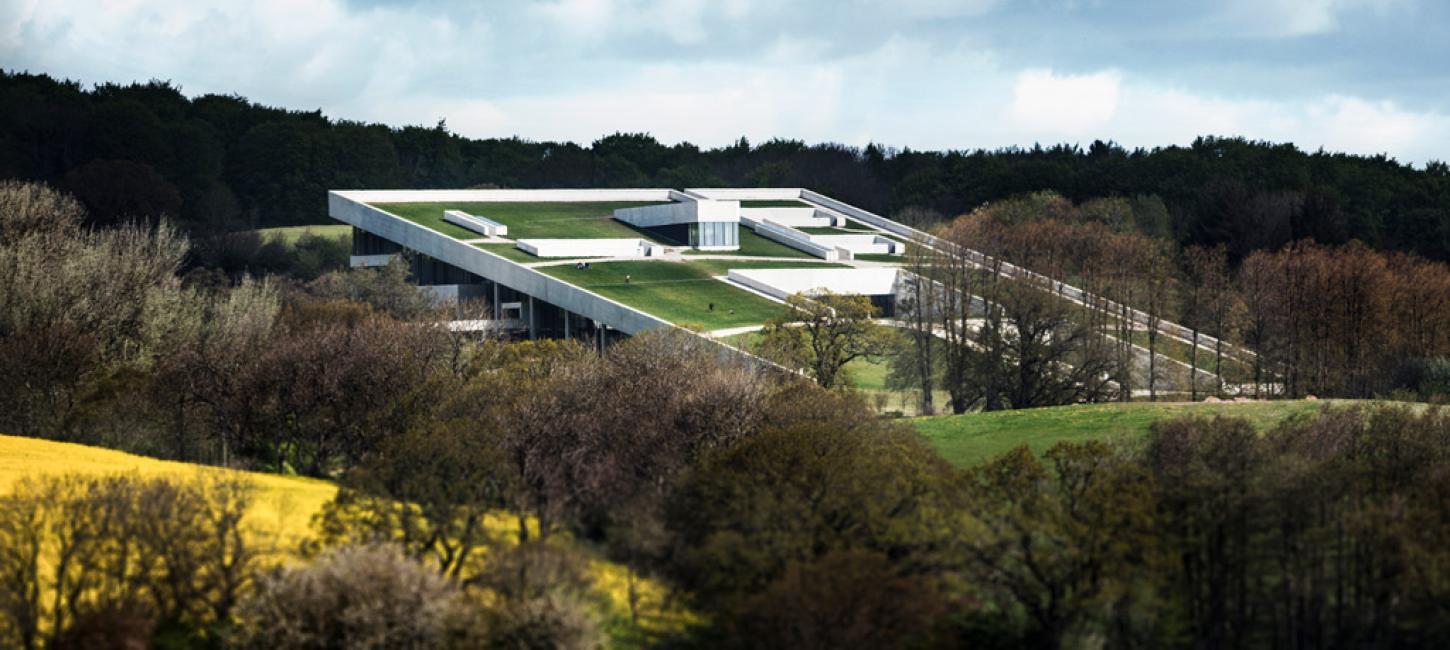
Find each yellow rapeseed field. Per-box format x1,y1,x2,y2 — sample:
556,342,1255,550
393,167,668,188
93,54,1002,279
0,434,695,642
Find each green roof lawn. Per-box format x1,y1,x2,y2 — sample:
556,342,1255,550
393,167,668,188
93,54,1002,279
853,253,905,263
372,201,670,240
739,199,810,208
539,260,788,330
473,243,542,263
798,226,847,235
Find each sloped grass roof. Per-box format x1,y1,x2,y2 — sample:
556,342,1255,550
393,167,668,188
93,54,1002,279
540,260,795,330
373,201,669,240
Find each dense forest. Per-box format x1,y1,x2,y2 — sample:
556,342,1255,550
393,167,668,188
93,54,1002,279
3,70,1448,264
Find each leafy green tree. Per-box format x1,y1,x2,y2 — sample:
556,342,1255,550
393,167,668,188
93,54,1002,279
313,418,511,580
665,388,960,613
758,291,893,389
959,442,1167,649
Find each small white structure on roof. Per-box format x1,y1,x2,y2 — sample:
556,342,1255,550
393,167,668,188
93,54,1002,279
515,238,661,258
809,233,902,256
614,199,741,250
738,207,843,228
444,210,508,237
726,267,902,302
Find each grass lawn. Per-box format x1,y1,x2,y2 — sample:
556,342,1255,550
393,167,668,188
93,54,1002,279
853,253,905,263
540,260,788,330
798,226,847,235
739,199,809,207
255,224,351,244
723,328,894,388
474,243,542,262
911,400,1344,468
372,201,668,241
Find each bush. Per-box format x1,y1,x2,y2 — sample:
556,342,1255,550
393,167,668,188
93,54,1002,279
0,472,256,650
734,549,943,650
472,542,604,650
232,544,479,650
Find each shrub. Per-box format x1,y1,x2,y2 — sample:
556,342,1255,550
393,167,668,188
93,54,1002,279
232,544,478,650
472,542,603,650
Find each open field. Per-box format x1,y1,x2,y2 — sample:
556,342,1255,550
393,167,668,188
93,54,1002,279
255,224,351,244
0,434,693,642
911,400,1346,467
541,260,790,330
0,434,336,552
373,201,668,240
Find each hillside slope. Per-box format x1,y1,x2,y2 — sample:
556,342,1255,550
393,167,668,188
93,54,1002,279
0,434,335,550
911,400,1350,467
0,434,694,643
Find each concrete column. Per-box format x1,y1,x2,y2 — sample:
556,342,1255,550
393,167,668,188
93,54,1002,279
564,310,570,339
528,295,536,340
493,282,500,320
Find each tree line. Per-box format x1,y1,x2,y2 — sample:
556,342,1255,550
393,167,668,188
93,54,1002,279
4,181,1450,647
3,71,1449,266
860,192,1450,414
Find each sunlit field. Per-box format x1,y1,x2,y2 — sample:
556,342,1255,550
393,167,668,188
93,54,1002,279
0,434,695,642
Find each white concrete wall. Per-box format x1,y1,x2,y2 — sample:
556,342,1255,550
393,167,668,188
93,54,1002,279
514,238,654,258
750,219,839,260
811,234,901,255
739,207,836,227
727,267,901,301
686,188,804,201
334,189,676,204
613,198,739,227
443,210,508,237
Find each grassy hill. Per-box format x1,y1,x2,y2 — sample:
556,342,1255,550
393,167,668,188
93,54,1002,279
0,434,335,551
910,400,1347,467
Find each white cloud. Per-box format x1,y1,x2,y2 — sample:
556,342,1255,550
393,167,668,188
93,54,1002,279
1217,0,1413,37
1007,69,1122,136
1,0,1446,165
885,0,1000,19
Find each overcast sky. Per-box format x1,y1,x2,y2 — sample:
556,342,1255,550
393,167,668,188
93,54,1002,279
4,0,1447,164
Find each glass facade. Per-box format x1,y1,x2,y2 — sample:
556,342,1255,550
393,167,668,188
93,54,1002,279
689,221,738,247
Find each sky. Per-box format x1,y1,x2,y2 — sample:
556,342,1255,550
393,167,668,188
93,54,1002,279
3,0,1448,165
